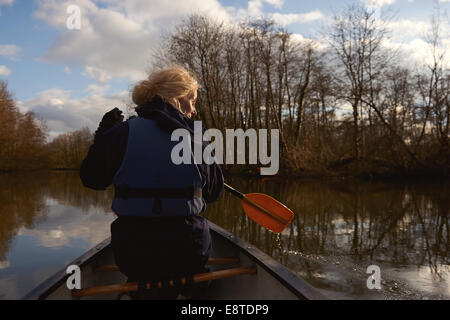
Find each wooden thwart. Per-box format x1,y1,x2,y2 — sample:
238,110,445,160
93,257,240,273
72,266,257,298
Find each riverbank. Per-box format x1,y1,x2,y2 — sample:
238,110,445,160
2,165,449,181
221,162,450,180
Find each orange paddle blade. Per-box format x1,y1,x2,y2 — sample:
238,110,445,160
241,193,294,233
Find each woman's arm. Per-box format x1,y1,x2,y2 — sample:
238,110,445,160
80,115,129,190
198,161,224,204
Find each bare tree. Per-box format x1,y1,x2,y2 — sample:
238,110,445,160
327,4,391,164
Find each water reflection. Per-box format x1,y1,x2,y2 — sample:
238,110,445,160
205,177,449,299
0,171,116,299
0,172,448,299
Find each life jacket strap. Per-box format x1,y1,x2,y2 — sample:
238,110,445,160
115,184,202,200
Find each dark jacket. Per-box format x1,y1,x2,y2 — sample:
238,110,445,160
80,98,224,295
79,97,224,204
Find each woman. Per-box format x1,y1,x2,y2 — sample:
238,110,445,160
80,67,224,299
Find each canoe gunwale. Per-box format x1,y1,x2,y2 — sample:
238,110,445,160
208,221,327,300
21,220,326,300
21,237,111,300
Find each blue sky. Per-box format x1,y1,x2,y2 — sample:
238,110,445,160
0,0,448,138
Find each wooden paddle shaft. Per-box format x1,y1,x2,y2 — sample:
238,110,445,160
72,266,257,298
224,183,244,199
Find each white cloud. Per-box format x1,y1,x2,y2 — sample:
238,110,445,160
18,87,130,139
33,0,330,136
388,37,449,69
270,10,325,26
34,0,328,86
29,0,449,139
246,0,284,11
83,65,113,85
34,0,232,84
0,65,11,76
84,83,110,96
245,0,264,17
387,19,431,41
383,17,449,68
232,0,323,26
264,0,284,8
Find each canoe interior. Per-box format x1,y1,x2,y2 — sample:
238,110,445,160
22,222,325,300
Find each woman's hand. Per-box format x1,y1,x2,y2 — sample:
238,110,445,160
95,107,124,140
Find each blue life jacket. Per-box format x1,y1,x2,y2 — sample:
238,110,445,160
112,117,205,217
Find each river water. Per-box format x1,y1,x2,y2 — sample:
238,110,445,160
0,171,448,299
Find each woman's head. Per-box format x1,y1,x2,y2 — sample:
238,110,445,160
132,67,199,118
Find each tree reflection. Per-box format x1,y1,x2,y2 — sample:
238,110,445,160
0,171,114,260
0,171,448,279
205,178,449,275
0,172,48,260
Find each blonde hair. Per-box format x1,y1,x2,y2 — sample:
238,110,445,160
132,67,199,113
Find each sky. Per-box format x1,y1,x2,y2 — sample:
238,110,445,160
0,0,449,139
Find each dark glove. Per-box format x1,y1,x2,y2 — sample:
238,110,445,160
94,107,124,140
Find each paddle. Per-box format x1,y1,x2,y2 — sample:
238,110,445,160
224,183,294,234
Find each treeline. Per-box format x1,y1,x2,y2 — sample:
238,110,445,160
1,4,448,177
156,4,449,177
46,127,92,169
0,81,93,171
0,81,48,171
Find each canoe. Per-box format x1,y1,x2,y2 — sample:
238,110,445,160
22,221,326,300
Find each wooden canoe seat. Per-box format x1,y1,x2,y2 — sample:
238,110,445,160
72,266,257,298
93,257,240,273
